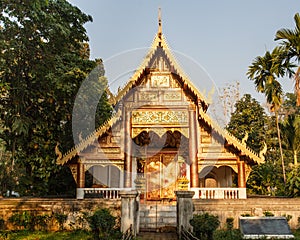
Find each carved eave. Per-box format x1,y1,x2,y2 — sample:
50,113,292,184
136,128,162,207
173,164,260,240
57,109,122,165
110,33,209,110
198,108,263,165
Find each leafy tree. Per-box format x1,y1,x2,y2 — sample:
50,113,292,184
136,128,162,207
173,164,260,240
247,46,294,183
280,93,300,165
275,13,300,106
286,165,300,197
226,94,266,153
0,0,111,195
281,114,300,165
247,161,284,196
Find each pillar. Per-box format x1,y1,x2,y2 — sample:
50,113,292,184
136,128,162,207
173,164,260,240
124,110,132,188
175,190,195,236
76,161,85,199
237,160,247,199
120,190,139,236
189,107,199,187
238,161,246,188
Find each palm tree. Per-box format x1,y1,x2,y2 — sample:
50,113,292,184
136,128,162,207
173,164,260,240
281,114,300,165
275,13,300,106
247,46,294,184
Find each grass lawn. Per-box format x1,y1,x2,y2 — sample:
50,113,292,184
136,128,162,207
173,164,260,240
0,230,91,240
294,230,300,240
1,229,300,240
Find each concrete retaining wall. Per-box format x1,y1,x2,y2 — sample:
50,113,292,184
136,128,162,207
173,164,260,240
1,197,300,230
0,198,121,230
193,197,300,229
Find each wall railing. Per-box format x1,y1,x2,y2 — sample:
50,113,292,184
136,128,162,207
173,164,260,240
190,187,246,199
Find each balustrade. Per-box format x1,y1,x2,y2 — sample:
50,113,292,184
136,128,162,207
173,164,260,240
190,188,246,199
76,187,246,199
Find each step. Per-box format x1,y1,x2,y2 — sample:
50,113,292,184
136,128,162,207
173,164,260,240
137,229,178,240
139,203,177,230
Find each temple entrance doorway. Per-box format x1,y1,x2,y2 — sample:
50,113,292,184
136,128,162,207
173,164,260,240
133,130,188,200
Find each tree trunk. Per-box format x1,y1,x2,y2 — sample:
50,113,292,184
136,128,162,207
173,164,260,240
275,111,286,184
295,66,300,106
294,150,298,165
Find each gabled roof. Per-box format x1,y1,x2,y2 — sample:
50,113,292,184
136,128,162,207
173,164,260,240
198,108,263,164
109,28,209,110
57,17,263,166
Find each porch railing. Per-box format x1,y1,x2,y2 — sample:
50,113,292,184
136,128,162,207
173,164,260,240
77,187,246,199
190,187,246,199
77,188,132,199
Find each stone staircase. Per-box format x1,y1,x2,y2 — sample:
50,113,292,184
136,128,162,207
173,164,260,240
136,231,178,240
139,201,177,231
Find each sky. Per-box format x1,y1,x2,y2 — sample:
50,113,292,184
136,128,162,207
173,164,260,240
68,0,299,108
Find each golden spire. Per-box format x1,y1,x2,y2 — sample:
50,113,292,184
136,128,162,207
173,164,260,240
158,7,162,39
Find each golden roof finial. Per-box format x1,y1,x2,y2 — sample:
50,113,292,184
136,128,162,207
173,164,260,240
158,7,162,39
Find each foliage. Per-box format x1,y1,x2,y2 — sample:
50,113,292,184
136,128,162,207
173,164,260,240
247,161,285,196
0,0,112,196
8,211,35,231
0,218,4,231
213,229,242,240
263,211,275,217
190,213,220,240
275,13,300,106
286,165,300,197
54,213,68,231
0,230,91,240
280,93,300,165
247,45,295,184
8,211,51,231
226,94,266,153
226,217,234,230
213,217,243,240
87,208,121,240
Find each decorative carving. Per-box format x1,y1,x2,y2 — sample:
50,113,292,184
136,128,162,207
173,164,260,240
151,75,170,87
84,163,124,171
98,147,120,153
132,110,188,125
132,127,189,138
139,92,159,101
164,91,181,101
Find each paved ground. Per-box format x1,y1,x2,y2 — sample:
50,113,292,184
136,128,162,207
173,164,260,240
136,231,178,240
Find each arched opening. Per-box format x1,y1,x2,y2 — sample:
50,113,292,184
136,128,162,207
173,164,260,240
200,166,237,188
133,130,188,200
85,165,121,188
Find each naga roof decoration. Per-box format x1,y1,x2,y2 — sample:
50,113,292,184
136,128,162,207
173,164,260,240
198,108,263,164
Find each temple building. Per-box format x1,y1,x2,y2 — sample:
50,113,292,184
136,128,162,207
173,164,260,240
56,15,263,200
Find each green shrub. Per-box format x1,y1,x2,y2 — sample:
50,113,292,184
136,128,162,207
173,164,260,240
8,211,35,230
54,213,68,230
226,217,234,231
213,217,242,240
87,208,121,240
263,211,274,217
213,229,243,240
190,213,220,240
0,217,4,230
35,214,51,231
241,213,252,217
